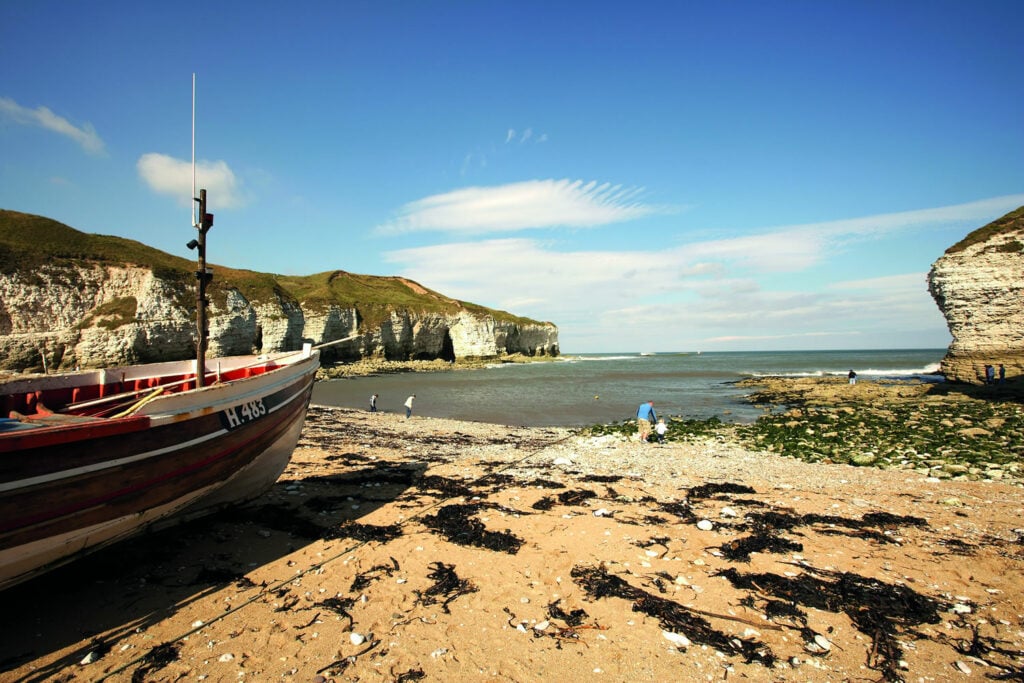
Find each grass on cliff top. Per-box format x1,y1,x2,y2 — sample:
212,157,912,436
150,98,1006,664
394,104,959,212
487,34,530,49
0,209,550,327
945,205,1024,254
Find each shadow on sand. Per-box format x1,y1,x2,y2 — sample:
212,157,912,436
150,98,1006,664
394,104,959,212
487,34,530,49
0,456,425,682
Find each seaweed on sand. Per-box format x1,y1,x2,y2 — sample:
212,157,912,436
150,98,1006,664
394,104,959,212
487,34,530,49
718,534,803,562
571,564,775,666
687,482,756,499
715,564,948,681
414,562,477,613
421,503,524,554
350,557,400,591
657,500,696,523
131,642,181,683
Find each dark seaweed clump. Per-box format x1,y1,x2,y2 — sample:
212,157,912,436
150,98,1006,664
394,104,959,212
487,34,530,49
571,564,775,666
414,562,477,613
715,565,948,681
421,504,523,554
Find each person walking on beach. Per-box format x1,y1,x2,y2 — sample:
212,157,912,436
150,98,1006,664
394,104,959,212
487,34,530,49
999,364,1006,384
370,393,378,412
404,394,416,419
654,418,668,444
985,364,995,385
636,400,657,443
848,370,857,385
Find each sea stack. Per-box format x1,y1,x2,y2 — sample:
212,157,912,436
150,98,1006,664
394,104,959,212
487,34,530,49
928,206,1024,384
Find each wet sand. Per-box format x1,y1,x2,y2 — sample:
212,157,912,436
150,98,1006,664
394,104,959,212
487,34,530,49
2,399,1023,682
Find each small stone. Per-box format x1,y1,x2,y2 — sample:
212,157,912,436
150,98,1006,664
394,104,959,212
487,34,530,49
80,651,100,665
814,634,831,651
218,653,234,662
955,660,971,674
350,632,365,645
662,630,690,648
696,519,714,531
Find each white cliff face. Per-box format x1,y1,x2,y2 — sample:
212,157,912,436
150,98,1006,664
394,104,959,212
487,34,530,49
0,265,558,371
928,208,1024,384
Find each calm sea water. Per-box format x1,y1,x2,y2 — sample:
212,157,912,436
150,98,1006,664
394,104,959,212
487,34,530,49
311,349,946,427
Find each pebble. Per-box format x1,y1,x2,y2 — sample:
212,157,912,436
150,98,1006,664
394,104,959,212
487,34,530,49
350,632,365,645
696,520,714,531
662,630,691,648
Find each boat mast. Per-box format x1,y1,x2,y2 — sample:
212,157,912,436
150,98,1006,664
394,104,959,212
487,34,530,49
189,74,214,388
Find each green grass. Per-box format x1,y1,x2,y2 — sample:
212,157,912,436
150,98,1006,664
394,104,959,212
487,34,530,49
944,205,1024,254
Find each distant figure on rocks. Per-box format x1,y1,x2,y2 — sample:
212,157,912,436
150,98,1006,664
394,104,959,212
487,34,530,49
985,364,995,385
404,394,416,419
848,370,857,385
370,393,378,412
999,364,1006,384
636,400,657,443
654,418,668,444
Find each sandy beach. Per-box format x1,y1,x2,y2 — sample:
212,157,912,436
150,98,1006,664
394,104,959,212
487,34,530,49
2,391,1023,682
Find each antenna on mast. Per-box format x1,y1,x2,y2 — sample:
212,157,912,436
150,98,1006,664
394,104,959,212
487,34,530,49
187,73,214,387
192,73,197,228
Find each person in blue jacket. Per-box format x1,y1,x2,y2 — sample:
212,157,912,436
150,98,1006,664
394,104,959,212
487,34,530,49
636,400,657,443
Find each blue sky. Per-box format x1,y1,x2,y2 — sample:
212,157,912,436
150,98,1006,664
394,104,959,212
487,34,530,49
2,1,1022,353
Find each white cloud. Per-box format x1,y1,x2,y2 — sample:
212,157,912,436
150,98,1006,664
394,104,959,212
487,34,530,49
136,153,245,209
376,179,658,234
377,195,1017,351
0,96,105,155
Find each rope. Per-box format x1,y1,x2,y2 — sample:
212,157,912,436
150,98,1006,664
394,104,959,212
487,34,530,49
96,419,575,681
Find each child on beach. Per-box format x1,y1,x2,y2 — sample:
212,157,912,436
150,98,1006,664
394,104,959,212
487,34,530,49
654,418,667,444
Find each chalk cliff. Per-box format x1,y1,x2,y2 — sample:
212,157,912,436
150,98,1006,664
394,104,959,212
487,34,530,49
928,206,1024,384
0,210,559,372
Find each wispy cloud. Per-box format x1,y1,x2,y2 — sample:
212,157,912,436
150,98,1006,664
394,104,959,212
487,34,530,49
136,153,245,209
0,96,105,155
376,179,658,234
379,198,1001,349
684,194,1024,272
505,128,546,145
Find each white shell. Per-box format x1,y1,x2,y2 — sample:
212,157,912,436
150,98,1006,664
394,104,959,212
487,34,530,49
955,661,972,674
814,634,831,651
662,630,691,648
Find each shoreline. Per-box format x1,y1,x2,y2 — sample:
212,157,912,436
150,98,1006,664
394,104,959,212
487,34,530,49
315,353,561,380
3,380,1023,681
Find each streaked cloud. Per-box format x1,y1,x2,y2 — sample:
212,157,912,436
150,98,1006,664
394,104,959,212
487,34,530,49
136,153,245,209
375,179,658,234
0,96,105,155
379,195,990,350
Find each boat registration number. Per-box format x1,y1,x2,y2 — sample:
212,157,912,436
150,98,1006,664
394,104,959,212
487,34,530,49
220,398,267,430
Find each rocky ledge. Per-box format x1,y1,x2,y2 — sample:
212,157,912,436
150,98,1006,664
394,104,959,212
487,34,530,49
585,376,1024,485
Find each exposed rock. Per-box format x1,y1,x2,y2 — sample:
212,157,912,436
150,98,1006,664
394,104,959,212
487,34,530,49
0,211,559,371
928,206,1024,384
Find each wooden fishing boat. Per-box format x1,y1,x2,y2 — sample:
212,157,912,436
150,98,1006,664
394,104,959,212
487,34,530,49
0,80,324,590
0,344,319,591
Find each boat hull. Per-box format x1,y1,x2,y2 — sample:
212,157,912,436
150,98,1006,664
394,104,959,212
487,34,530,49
0,349,319,590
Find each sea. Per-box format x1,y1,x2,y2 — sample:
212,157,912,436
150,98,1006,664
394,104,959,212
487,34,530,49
311,349,946,428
